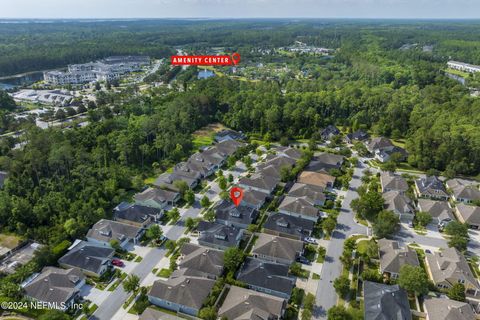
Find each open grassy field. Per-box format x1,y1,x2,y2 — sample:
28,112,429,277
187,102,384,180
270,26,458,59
192,122,226,149
0,233,22,249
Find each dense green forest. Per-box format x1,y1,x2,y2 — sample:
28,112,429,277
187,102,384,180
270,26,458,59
1,19,480,76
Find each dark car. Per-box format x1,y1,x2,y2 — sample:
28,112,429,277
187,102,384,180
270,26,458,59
296,256,311,265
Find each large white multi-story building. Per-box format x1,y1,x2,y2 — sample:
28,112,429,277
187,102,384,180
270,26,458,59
447,60,480,73
44,55,150,85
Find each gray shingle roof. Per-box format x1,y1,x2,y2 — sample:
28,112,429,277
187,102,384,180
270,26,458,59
239,173,278,193
378,239,419,275
364,281,411,320
197,221,243,249
215,200,259,227
140,307,184,320
58,242,114,274
178,243,225,277
456,203,480,226
415,176,449,198
381,172,409,192
447,179,480,202
417,199,454,222
148,276,215,311
383,191,414,215
306,152,344,172
242,189,269,208
426,248,479,290
367,137,394,152
23,267,85,307
263,213,314,239
252,234,303,263
278,196,319,219
218,285,285,320
424,297,475,320
237,258,295,296
86,219,142,244
114,203,160,224
134,187,180,205
288,183,326,204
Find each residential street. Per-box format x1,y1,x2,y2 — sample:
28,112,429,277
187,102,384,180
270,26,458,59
90,247,166,320
314,161,368,319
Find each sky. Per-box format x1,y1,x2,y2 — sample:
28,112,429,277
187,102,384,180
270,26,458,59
2,0,480,19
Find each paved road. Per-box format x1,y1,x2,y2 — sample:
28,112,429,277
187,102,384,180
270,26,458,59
314,162,368,319
90,247,166,320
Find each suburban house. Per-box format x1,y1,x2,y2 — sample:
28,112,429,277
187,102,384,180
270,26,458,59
239,173,279,195
148,276,216,316
154,171,199,191
218,285,286,320
455,203,480,229
366,137,394,154
214,200,259,229
378,239,420,279
446,179,480,204
278,196,319,222
258,155,297,175
23,267,85,311
380,172,409,193
363,281,412,320
58,241,114,277
383,191,415,222
214,129,246,142
86,219,144,249
114,202,161,227
298,171,336,189
134,187,180,210
424,297,475,320
196,221,244,251
177,243,224,279
425,247,480,295
375,146,407,163
241,189,269,209
252,234,303,265
415,176,449,200
417,199,454,227
215,140,245,156
0,171,7,188
320,125,340,140
345,130,369,143
263,213,315,241
305,152,344,172
139,308,185,320
288,183,326,206
236,257,295,299
274,146,303,160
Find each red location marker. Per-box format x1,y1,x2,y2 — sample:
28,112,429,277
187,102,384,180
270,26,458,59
230,186,244,207
231,53,241,65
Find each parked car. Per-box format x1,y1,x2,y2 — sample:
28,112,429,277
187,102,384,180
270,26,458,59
304,237,318,244
425,249,432,254
296,256,311,265
112,259,124,267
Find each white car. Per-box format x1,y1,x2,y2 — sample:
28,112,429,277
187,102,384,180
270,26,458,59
304,237,318,244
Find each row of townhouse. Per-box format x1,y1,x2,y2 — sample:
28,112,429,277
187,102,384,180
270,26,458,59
378,238,480,298
364,280,477,320
380,171,480,229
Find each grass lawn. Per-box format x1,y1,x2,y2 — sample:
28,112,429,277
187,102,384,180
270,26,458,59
356,240,370,256
134,256,143,263
0,233,22,249
391,139,406,148
157,268,173,278
312,273,320,280
445,68,471,78
192,123,226,149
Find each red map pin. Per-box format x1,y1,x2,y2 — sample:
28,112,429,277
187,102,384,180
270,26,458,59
230,186,244,207
231,53,241,65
